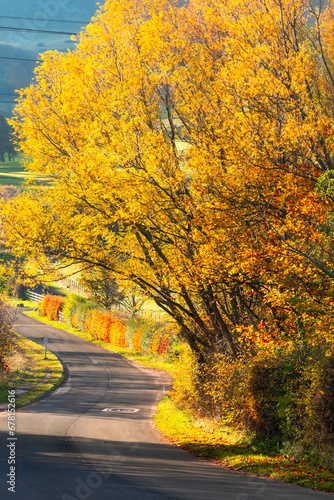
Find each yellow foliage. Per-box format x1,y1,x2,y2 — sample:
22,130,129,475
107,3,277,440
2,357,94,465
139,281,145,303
2,0,334,360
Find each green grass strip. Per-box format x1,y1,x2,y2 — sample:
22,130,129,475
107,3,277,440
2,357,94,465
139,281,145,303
155,396,334,493
0,332,64,407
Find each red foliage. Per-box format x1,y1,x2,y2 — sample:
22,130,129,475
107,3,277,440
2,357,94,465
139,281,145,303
148,331,171,355
159,334,171,355
39,295,65,321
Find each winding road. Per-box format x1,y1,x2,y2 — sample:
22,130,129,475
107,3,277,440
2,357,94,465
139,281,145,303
0,311,332,500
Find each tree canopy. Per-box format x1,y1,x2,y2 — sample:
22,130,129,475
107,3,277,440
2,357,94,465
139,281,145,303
2,0,334,361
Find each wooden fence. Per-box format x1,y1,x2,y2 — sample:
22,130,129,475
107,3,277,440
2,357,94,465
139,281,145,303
26,290,44,303
62,277,86,293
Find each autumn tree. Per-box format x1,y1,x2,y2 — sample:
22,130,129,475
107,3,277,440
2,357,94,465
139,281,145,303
2,0,334,361
79,267,146,315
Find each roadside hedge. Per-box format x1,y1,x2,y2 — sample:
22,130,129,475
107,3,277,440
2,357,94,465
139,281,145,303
38,293,175,356
39,295,65,321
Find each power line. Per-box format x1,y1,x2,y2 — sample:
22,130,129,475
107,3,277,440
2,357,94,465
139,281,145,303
0,15,89,25
0,56,38,62
0,26,77,35
0,93,16,96
0,100,15,103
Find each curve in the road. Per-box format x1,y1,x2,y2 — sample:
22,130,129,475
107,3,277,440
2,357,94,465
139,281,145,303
0,311,332,500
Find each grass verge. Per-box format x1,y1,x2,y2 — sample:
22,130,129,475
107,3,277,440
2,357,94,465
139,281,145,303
7,299,37,309
0,156,49,187
155,396,334,493
0,332,64,407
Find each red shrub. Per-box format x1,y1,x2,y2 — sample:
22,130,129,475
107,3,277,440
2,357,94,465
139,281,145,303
39,295,65,321
84,309,127,347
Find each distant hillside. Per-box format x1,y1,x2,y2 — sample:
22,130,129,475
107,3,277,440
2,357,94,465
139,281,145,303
0,0,100,48
0,0,102,116
0,43,37,116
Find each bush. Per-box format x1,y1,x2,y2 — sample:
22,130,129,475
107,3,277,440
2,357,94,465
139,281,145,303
170,341,334,468
4,276,26,299
126,316,177,355
109,317,127,347
84,309,128,347
126,317,157,352
299,347,334,462
185,352,252,424
70,301,90,330
148,328,169,355
39,295,65,321
132,326,143,352
0,276,6,294
63,293,87,327
39,290,177,358
169,345,201,413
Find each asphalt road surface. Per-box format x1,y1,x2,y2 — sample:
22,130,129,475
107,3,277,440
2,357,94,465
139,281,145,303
0,311,332,500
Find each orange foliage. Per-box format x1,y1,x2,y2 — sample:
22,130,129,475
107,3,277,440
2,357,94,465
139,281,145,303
84,309,127,348
131,326,143,352
109,318,127,347
5,0,334,362
159,334,171,355
39,295,65,321
148,330,171,356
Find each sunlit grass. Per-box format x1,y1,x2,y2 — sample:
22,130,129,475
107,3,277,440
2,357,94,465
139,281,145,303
155,396,334,493
0,156,30,187
0,155,49,187
7,298,37,309
0,332,64,406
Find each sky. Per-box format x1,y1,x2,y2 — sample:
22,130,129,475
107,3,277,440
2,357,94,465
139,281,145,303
0,0,103,115
0,0,101,51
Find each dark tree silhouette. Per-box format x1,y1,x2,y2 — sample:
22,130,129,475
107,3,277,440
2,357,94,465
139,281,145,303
0,112,16,162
